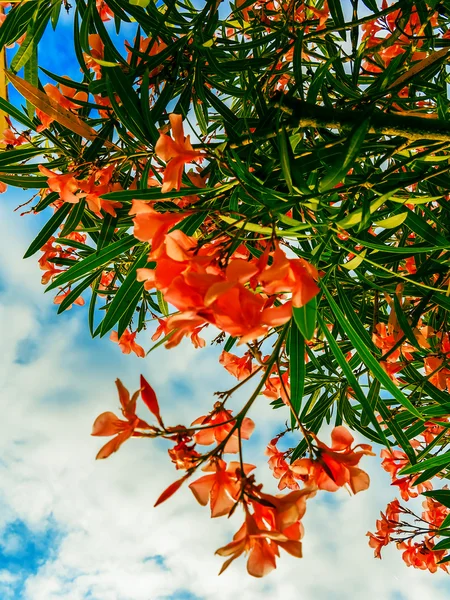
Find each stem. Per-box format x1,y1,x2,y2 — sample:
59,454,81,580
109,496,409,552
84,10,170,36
275,98,450,144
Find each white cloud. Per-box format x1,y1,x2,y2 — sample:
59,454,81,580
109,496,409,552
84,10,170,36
0,199,447,600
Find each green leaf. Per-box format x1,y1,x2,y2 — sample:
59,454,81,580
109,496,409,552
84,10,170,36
99,247,151,336
399,451,450,476
319,117,371,192
405,210,449,246
336,191,395,229
373,213,408,229
56,270,101,314
105,67,156,145
60,200,86,238
412,464,445,486
224,336,237,352
10,1,51,74
422,490,450,509
327,0,346,40
0,174,48,188
431,537,450,552
0,0,37,50
361,379,381,427
157,290,169,317
97,213,118,252
24,203,72,259
342,249,367,270
278,126,293,193
0,96,35,130
361,0,378,10
392,294,421,351
46,235,136,291
321,283,423,421
317,312,393,453
293,297,317,341
336,285,377,352
0,147,44,168
289,320,305,429
376,401,415,465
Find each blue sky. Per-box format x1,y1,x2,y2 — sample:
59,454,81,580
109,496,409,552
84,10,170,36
1,3,450,599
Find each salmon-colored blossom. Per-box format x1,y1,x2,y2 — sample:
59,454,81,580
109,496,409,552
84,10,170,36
168,437,201,470
216,486,315,577
192,405,255,454
154,114,204,192
367,498,401,558
110,329,145,358
53,289,85,310
291,426,374,493
91,379,154,459
399,539,449,574
219,350,256,381
189,459,255,517
38,166,82,204
266,441,301,490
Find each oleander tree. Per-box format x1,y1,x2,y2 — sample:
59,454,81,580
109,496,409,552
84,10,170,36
2,0,450,577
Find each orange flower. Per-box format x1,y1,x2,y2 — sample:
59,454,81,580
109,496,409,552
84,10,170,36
422,495,450,528
262,370,291,405
191,405,255,454
125,35,167,69
259,246,320,309
254,487,315,532
219,350,255,381
168,438,200,470
380,449,409,479
140,374,163,426
291,426,374,493
97,271,116,295
84,34,104,76
425,356,450,393
216,487,315,577
367,498,401,558
38,166,82,204
154,114,203,192
189,459,255,517
216,512,285,577
110,329,145,358
96,0,114,21
1,127,26,147
399,539,449,574
130,200,189,253
391,475,432,501
53,289,85,310
77,167,123,216
35,83,87,131
91,379,153,459
266,442,301,490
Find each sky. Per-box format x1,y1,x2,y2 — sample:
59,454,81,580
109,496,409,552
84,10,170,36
1,3,450,599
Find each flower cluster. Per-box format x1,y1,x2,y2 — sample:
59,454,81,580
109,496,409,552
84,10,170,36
367,494,450,574
92,376,373,577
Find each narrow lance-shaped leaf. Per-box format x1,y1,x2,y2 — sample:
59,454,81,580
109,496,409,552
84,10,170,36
24,203,72,259
317,312,394,454
6,72,100,142
321,283,423,420
293,297,317,341
46,235,137,291
289,319,305,429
